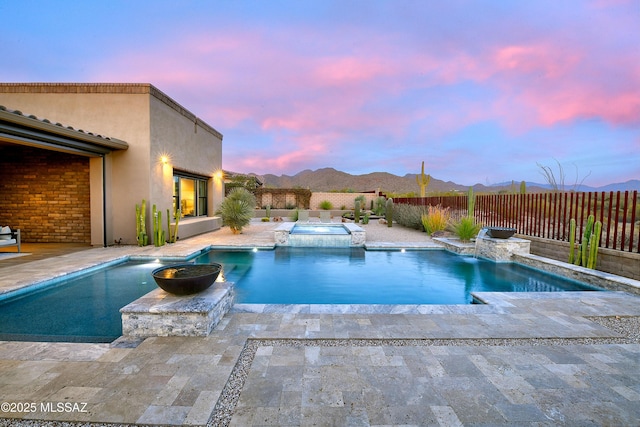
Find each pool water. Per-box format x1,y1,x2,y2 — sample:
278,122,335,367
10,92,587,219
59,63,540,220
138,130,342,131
290,224,350,235
0,261,161,343
195,248,598,305
0,248,599,343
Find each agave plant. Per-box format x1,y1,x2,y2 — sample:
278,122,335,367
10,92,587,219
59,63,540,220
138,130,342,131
219,188,256,234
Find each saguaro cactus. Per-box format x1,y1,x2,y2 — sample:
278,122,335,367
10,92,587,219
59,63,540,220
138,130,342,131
385,198,394,227
354,200,361,223
467,187,475,217
416,161,431,197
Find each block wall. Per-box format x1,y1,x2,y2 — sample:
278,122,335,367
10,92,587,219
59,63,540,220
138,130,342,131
310,192,380,210
0,145,91,243
526,235,640,281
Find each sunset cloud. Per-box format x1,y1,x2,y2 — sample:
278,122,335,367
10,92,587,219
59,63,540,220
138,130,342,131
1,0,638,186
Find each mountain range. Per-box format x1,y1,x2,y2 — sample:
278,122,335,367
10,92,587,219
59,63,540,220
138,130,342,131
252,167,640,194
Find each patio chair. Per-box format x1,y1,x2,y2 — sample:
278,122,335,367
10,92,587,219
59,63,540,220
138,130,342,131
298,210,310,222
319,211,331,223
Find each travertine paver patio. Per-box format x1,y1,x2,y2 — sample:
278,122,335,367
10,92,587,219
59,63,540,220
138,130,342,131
1,220,639,426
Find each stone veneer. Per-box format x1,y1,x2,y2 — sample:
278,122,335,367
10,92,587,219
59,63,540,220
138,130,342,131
0,145,91,243
474,235,531,262
274,222,365,247
120,281,234,337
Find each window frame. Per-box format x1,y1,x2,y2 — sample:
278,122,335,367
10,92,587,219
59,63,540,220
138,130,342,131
173,171,209,219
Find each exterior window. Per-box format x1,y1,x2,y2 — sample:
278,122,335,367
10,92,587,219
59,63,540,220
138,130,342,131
173,174,208,218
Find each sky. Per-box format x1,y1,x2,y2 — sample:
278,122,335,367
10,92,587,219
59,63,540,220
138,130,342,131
1,1,639,187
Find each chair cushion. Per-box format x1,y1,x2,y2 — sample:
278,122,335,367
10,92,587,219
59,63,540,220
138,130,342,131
0,226,11,240
0,239,17,246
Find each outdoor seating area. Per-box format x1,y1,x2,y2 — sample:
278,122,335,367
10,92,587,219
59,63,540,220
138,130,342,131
0,220,639,426
0,226,20,252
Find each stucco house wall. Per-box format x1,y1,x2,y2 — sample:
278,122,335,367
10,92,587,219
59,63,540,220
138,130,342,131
0,83,223,246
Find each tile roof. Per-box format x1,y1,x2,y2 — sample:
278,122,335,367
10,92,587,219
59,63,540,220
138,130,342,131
0,105,129,151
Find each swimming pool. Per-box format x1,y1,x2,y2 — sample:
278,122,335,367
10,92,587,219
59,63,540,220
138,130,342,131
195,247,599,305
0,248,600,342
0,260,162,343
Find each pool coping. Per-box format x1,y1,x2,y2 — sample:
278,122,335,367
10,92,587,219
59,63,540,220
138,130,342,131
2,241,640,303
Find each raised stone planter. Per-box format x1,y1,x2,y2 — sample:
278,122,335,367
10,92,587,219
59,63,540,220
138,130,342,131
120,281,234,337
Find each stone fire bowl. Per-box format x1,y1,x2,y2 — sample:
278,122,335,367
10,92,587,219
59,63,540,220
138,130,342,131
152,263,222,295
485,227,517,239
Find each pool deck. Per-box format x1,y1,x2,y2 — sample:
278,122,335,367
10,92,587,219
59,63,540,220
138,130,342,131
1,220,640,426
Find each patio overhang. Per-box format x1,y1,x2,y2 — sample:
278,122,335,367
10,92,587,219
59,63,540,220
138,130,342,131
0,106,128,156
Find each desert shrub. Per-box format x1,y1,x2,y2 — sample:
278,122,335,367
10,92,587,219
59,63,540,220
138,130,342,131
374,197,386,216
290,208,299,221
218,188,256,234
319,200,333,210
393,203,427,230
421,205,451,235
449,216,482,242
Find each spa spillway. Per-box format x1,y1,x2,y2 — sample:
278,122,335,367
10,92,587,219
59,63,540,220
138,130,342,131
274,222,366,247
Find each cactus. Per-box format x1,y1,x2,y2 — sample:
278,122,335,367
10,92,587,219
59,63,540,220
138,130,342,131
416,161,431,197
520,181,527,194
354,200,361,223
568,218,577,264
386,198,393,227
587,220,602,269
467,187,475,217
166,209,171,243
266,204,271,219
135,199,148,246
568,215,601,269
152,204,165,247
580,215,595,267
171,209,181,243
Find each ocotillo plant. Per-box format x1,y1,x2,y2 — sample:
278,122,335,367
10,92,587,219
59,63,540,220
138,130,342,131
416,161,431,197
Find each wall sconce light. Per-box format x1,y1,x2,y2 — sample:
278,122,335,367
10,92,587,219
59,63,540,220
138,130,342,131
160,155,169,165
215,170,224,180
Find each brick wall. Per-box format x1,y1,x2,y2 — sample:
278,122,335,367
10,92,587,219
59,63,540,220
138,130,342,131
0,145,91,243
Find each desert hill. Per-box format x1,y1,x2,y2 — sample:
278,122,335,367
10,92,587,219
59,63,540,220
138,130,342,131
248,168,639,195
257,168,528,194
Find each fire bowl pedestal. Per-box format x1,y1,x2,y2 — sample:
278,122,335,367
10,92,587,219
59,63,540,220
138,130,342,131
121,262,233,338
152,263,222,295
120,280,235,338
